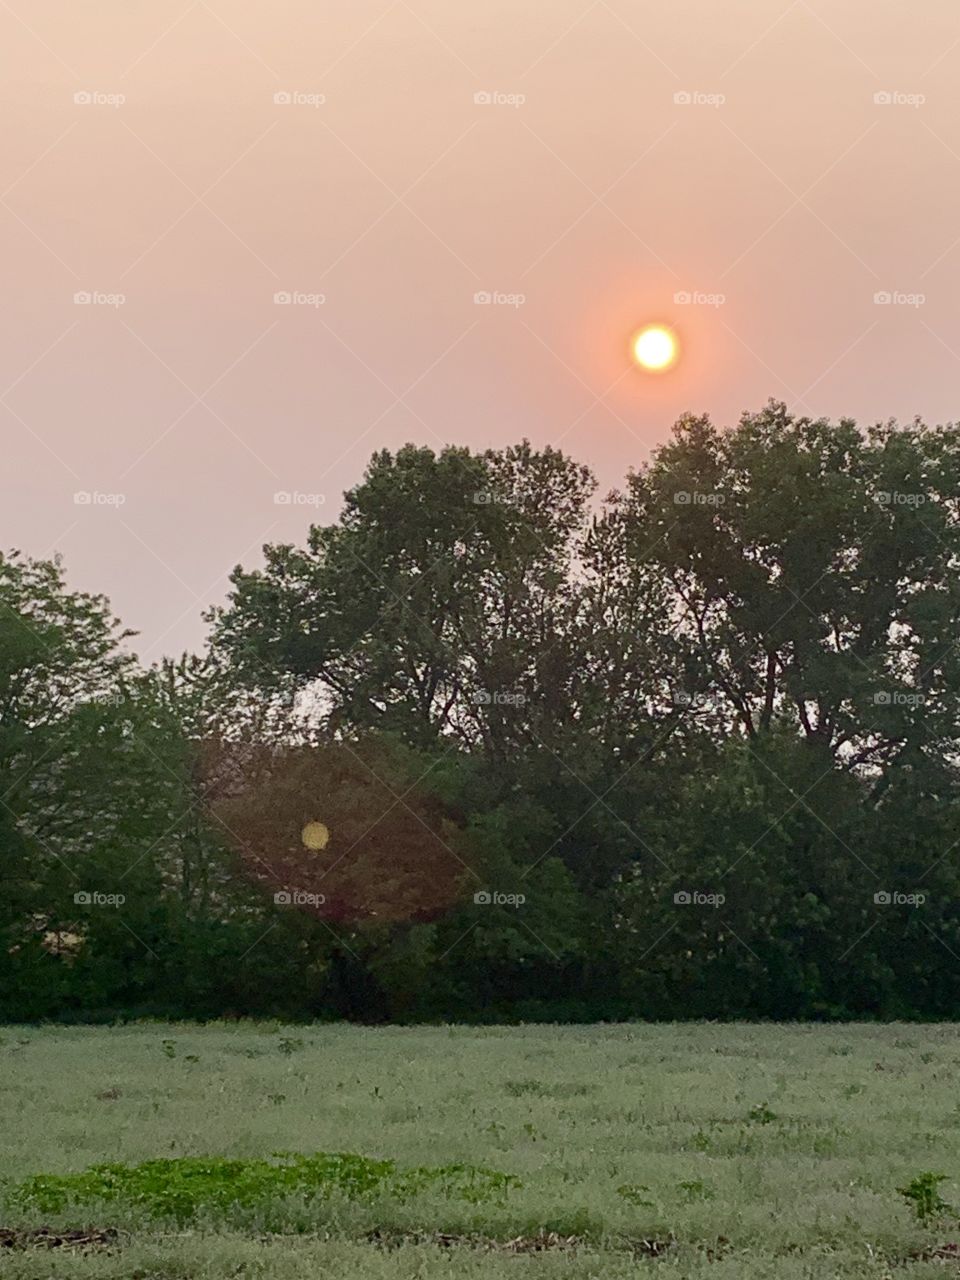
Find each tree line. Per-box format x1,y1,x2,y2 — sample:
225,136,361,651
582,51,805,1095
4,400,960,1023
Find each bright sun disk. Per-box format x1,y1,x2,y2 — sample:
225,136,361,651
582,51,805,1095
632,325,678,371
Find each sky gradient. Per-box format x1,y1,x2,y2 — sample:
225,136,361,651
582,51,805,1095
3,0,960,657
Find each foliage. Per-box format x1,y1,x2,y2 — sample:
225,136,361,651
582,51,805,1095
5,407,960,1022
896,1172,952,1222
12,1153,521,1224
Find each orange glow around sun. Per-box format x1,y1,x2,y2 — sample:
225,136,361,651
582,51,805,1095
632,325,679,372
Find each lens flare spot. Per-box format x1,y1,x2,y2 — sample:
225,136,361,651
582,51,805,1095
301,821,330,850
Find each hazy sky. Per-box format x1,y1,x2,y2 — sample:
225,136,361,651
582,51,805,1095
4,1,960,657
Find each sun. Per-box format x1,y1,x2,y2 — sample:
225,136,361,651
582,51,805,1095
632,325,678,372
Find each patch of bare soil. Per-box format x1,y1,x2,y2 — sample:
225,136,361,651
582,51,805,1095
364,1228,676,1256
908,1242,960,1263
0,1226,118,1251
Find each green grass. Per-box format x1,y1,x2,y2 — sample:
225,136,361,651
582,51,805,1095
2,1022,960,1276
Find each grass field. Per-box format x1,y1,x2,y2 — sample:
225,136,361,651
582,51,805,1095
2,1022,960,1277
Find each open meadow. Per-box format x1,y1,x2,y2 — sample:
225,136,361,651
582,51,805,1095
2,1022,960,1277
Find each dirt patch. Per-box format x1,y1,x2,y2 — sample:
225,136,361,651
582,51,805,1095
365,1228,582,1253
365,1228,675,1256
0,1226,119,1251
625,1236,677,1258
909,1242,960,1263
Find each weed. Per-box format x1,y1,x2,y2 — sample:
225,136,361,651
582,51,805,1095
616,1183,655,1208
897,1172,952,1223
748,1103,777,1125
678,1179,714,1201
504,1080,590,1099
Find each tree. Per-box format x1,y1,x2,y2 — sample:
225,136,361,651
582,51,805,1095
7,405,960,1024
0,551,158,1016
612,402,960,780
209,442,595,757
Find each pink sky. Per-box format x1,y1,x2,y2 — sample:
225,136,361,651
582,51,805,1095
3,0,959,657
